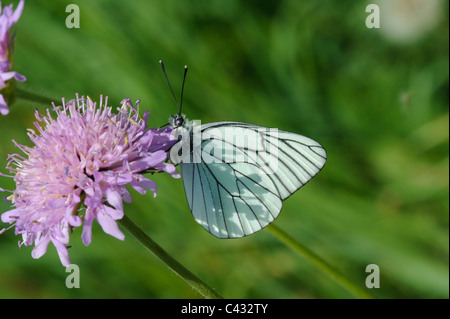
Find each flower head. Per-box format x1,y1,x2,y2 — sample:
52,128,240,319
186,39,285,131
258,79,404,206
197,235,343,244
1,95,179,266
0,0,26,115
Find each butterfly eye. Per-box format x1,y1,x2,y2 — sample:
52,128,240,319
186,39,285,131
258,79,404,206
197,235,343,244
175,117,184,127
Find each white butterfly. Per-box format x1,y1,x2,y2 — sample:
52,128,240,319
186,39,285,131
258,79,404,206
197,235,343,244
160,62,327,238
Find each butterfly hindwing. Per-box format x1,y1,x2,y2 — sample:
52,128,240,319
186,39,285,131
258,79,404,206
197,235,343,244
180,150,282,238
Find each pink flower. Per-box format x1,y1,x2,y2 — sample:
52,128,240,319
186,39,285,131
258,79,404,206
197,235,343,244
0,0,26,115
1,95,179,266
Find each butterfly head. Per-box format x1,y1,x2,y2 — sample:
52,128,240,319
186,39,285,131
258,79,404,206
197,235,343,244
168,113,193,165
169,113,192,130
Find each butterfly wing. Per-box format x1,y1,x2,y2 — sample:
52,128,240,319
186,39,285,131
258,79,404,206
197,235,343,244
178,122,327,238
180,144,283,238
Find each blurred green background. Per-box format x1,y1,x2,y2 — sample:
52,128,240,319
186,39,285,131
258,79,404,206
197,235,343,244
0,0,448,298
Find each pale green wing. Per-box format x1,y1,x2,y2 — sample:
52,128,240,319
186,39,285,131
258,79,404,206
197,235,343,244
179,122,327,238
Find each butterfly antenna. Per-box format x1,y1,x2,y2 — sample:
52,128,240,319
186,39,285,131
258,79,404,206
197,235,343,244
179,65,188,116
159,60,179,113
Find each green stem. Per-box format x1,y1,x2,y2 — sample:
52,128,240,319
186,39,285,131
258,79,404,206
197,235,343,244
15,88,56,105
118,214,223,299
266,223,374,299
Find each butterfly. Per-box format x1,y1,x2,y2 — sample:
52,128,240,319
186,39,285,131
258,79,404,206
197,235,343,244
160,61,327,238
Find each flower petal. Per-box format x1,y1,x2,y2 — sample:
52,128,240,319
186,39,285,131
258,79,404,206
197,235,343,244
102,206,122,222
52,238,72,267
0,94,9,115
31,234,51,260
131,175,158,197
81,209,95,246
96,208,125,241
1,208,23,223
105,188,123,211
10,0,25,25
129,150,167,172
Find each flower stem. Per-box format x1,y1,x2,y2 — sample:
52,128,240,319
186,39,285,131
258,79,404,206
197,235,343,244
14,88,56,105
266,223,374,299
118,214,223,299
